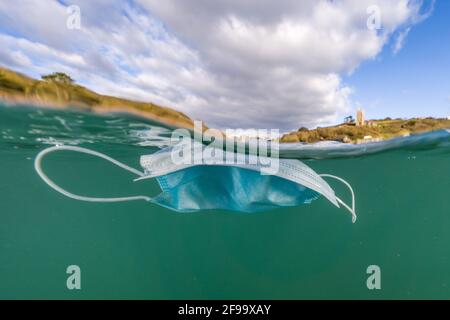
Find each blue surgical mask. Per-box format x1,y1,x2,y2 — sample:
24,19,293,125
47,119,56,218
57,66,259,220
35,145,357,223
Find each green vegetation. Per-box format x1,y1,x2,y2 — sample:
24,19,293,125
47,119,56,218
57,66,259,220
281,118,450,144
0,67,193,128
41,72,75,84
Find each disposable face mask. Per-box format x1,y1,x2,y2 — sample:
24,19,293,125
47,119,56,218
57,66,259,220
35,145,357,223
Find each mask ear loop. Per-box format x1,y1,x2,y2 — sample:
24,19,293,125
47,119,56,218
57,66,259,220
35,145,152,203
319,174,357,223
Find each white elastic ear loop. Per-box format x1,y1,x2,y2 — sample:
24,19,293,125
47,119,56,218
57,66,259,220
319,174,357,223
35,145,151,203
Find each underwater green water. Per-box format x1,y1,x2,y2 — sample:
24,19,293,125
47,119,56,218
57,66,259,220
1,104,450,299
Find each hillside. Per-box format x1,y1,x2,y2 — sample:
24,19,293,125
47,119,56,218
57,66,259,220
0,67,194,128
281,118,450,144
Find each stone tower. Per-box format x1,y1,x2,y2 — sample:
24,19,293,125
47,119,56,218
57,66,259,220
356,109,365,126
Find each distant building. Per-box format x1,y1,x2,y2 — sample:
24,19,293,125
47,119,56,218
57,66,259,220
356,109,365,126
367,120,377,127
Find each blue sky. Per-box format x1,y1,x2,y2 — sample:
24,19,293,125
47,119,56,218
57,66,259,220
347,0,449,120
0,0,447,131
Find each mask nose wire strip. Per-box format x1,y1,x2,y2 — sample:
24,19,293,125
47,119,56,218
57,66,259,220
35,145,152,203
319,174,357,223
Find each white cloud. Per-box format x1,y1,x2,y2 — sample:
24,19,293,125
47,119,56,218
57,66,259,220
0,0,432,131
393,27,411,54
137,0,431,130
0,0,203,111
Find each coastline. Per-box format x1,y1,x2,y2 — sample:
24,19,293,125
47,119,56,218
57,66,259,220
0,67,195,130
0,96,195,130
4,95,448,146
280,118,450,145
3,68,449,145
91,105,194,130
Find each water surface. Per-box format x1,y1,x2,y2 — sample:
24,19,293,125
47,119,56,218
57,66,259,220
1,103,450,299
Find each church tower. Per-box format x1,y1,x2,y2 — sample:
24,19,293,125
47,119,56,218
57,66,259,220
356,109,365,126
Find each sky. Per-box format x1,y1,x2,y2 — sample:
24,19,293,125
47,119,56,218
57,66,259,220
0,0,447,132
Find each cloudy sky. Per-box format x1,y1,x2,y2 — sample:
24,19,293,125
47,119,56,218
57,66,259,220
0,0,446,131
